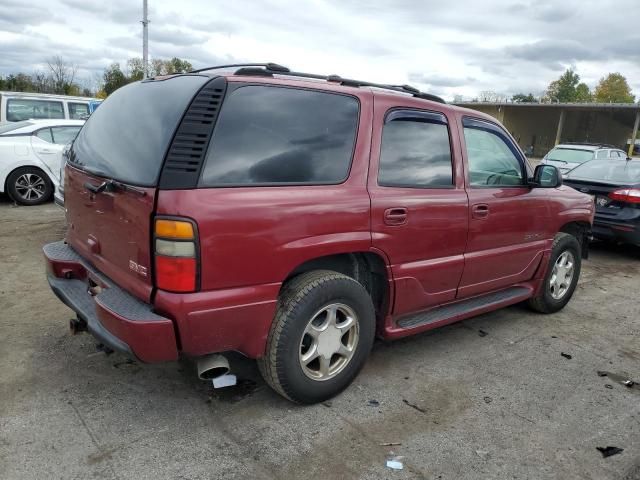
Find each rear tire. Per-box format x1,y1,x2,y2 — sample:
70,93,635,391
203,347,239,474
258,270,376,404
6,167,53,206
528,233,582,313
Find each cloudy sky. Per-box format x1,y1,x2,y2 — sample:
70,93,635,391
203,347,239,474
1,0,639,100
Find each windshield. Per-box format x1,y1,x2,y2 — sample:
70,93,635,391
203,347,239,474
0,121,33,134
547,148,594,164
69,75,209,186
566,159,640,184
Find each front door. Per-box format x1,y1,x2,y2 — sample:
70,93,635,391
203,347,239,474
458,116,550,298
369,100,469,318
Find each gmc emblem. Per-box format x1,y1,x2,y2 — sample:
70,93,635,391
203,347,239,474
129,260,148,278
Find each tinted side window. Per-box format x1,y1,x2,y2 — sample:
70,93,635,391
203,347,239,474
379,117,453,187
7,99,64,121
51,126,81,145
464,126,524,186
68,103,90,119
596,150,609,159
35,128,53,143
200,86,359,186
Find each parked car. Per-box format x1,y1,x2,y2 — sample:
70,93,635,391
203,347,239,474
43,64,594,404
541,143,629,175
0,91,101,123
0,119,84,205
54,144,71,207
564,158,640,246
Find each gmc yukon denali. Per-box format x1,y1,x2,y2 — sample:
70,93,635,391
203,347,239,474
44,63,594,404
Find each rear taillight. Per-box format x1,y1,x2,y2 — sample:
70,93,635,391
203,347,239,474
154,218,198,292
608,188,640,204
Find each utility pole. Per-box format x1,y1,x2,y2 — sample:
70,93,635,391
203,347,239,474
142,0,149,79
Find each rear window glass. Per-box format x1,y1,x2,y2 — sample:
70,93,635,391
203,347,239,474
51,126,81,145
69,76,209,186
379,118,453,187
547,148,594,164
68,102,90,119
566,160,640,183
200,86,359,186
0,121,33,134
7,99,64,121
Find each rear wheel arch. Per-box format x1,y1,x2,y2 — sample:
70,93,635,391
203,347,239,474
282,252,390,323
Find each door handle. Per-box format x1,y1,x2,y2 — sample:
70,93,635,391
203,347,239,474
38,149,56,154
384,207,408,225
472,203,490,219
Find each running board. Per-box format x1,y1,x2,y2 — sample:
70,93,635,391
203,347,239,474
396,286,532,329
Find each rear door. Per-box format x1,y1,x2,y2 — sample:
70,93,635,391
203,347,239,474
64,75,211,302
31,128,63,181
369,99,468,317
458,116,551,298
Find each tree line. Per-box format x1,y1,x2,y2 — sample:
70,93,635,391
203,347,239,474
0,55,90,97
1,58,636,104
0,56,193,99
470,70,636,104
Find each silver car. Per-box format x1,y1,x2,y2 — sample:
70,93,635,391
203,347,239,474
541,143,629,175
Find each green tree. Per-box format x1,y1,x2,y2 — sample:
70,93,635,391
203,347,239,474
165,57,192,74
511,93,536,103
574,82,592,102
149,57,193,76
546,69,581,102
127,58,145,81
594,73,635,103
103,63,128,95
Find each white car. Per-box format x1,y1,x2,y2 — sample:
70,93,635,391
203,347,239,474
0,119,84,205
540,143,629,175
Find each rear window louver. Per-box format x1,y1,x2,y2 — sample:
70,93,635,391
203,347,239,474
159,76,227,189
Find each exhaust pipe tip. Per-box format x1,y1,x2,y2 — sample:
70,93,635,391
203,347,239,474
197,354,230,380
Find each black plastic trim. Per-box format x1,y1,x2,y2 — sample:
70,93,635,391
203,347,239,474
159,76,228,189
397,286,531,329
48,275,133,356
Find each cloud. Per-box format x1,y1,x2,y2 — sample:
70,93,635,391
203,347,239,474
150,27,207,47
408,73,476,88
0,0,638,101
506,40,600,64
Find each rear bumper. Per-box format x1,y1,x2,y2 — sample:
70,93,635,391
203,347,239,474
43,241,178,362
592,218,640,246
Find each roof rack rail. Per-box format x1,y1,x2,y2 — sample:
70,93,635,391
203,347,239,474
562,141,618,149
224,64,446,104
189,63,290,74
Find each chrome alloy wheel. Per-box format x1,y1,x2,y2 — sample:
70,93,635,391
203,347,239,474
299,303,360,381
14,173,46,201
549,251,575,300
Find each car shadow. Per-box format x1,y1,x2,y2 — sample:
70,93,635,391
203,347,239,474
589,239,640,261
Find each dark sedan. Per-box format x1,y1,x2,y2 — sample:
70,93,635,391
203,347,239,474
564,158,640,246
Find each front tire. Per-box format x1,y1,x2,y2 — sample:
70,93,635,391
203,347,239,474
7,167,53,206
258,270,376,404
528,233,582,313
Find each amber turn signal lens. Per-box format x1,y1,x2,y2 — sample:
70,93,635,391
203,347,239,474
155,219,194,239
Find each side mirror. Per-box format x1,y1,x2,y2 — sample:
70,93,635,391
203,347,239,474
532,164,562,188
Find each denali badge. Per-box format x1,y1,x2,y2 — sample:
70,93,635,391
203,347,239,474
129,260,148,277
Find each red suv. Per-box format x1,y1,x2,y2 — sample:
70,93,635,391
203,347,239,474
44,63,594,404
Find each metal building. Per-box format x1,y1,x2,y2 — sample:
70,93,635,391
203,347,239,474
455,102,640,157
